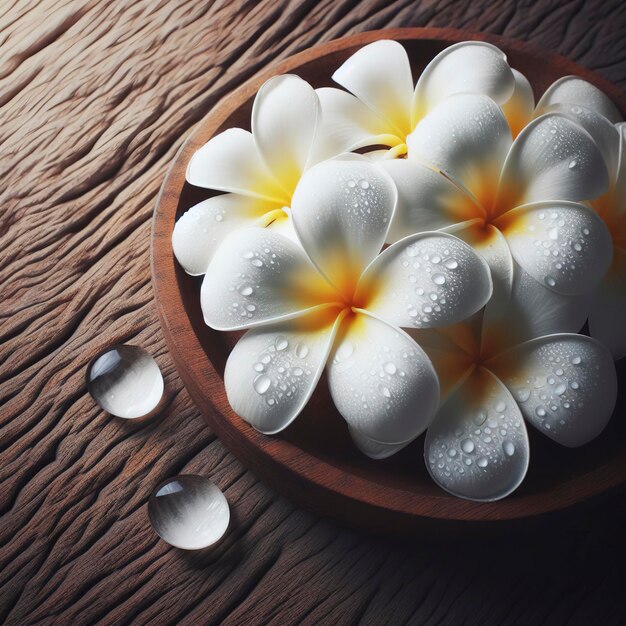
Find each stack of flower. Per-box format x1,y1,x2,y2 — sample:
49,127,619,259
172,40,624,502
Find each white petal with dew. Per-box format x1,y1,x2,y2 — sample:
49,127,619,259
536,76,623,124
501,68,535,137
332,40,413,138
186,128,286,202
172,195,276,276
541,103,620,180
488,334,617,447
407,94,511,210
424,366,529,502
358,231,492,329
497,113,609,211
290,158,397,295
348,427,413,460
480,260,591,357
201,227,339,331
225,310,341,434
312,87,398,161
413,41,515,124
252,75,320,196
378,159,476,243
328,311,439,445
498,201,613,296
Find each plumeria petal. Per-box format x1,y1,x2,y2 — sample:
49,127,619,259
444,221,514,299
536,76,623,124
357,232,492,329
327,311,439,444
497,201,613,296
172,195,278,275
378,159,478,243
312,87,399,161
480,261,591,357
252,75,320,197
224,309,342,434
501,68,535,137
541,103,621,179
487,335,617,447
201,227,340,331
332,40,413,138
407,94,511,212
290,158,397,295
412,41,515,124
186,128,287,203
424,366,529,502
348,427,412,460
496,113,609,212
588,250,626,360
608,123,626,211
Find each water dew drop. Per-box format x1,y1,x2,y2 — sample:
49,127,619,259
571,356,581,365
568,159,578,169
275,337,289,351
477,456,488,468
295,343,309,359
148,475,229,550
461,438,475,454
378,384,391,398
358,179,369,189
384,362,397,375
87,345,163,419
502,441,515,457
253,375,271,395
444,259,458,269
432,273,446,285
239,285,253,296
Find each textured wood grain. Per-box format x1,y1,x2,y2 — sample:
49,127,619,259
1,0,626,624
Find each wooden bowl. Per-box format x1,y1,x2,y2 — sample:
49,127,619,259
152,27,626,530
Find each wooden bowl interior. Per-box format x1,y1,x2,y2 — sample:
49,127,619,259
160,30,626,524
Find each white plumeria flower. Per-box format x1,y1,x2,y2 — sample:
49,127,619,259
408,290,618,502
173,74,326,275
505,73,624,139
587,123,626,359
201,158,492,451
377,93,613,338
315,39,524,159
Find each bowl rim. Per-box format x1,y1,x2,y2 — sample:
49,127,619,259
151,26,626,525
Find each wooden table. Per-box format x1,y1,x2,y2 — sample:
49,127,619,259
1,1,625,623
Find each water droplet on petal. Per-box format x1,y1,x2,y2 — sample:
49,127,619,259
432,273,446,285
275,337,289,351
253,375,271,395
148,475,229,549
383,362,397,375
503,441,515,457
461,438,475,454
239,285,253,296
477,456,488,468
295,343,309,359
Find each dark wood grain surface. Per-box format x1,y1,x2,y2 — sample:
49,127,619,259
1,1,626,624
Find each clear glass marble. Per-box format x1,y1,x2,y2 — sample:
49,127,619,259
87,345,164,419
148,475,230,549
